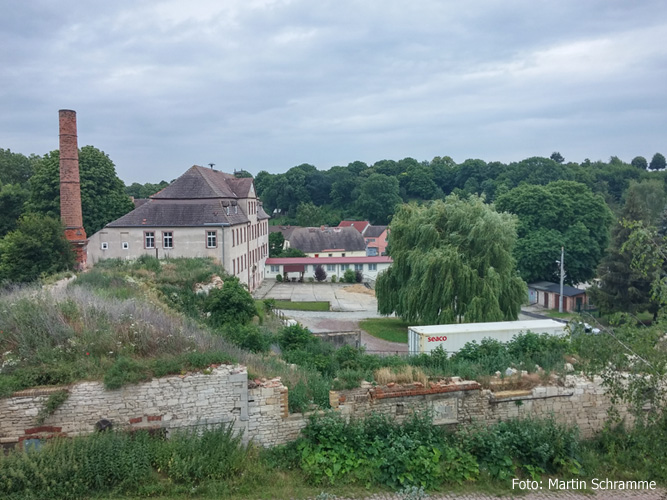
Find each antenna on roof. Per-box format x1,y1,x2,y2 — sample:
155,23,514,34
208,163,215,169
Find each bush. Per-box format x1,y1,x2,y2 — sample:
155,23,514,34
104,357,150,389
276,273,283,282
343,269,356,283
278,324,314,352
314,265,327,282
331,275,337,283
205,277,257,327
221,324,272,353
355,270,363,283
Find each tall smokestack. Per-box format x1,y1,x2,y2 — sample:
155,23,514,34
59,109,87,268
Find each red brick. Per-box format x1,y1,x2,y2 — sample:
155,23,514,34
147,415,162,422
129,417,143,424
25,426,62,435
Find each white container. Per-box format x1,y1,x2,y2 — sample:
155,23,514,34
408,319,566,356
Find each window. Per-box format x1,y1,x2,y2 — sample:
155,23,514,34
328,253,333,257
326,264,335,271
367,247,378,256
225,206,230,215
144,232,155,249
232,231,235,246
101,242,108,250
206,231,217,248
368,263,377,271
122,242,129,250
342,253,346,257
341,264,349,270
354,264,363,271
270,265,279,273
163,231,173,249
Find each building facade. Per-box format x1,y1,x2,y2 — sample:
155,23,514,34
87,166,270,291
265,256,392,282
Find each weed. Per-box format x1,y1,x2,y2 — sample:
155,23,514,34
36,390,69,424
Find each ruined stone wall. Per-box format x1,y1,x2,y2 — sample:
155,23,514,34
0,365,248,445
0,368,635,448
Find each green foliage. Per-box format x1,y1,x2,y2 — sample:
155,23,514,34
0,148,34,186
205,277,257,327
0,183,29,238
649,152,666,171
220,324,273,353
154,424,252,486
495,180,613,284
331,275,337,283
0,213,75,283
104,356,151,389
356,173,402,224
281,247,307,258
276,273,283,282
269,231,285,257
0,425,255,499
377,196,526,324
343,269,356,283
279,324,315,352
27,147,134,235
125,180,169,198
35,390,69,425
458,417,581,480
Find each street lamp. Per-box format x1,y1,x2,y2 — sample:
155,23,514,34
555,246,565,313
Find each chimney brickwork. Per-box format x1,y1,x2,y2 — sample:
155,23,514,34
58,109,87,268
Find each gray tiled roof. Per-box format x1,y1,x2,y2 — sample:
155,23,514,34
152,166,252,200
288,227,366,253
363,225,387,238
528,281,585,297
107,200,248,227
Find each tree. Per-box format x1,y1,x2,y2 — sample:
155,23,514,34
550,152,565,164
269,232,285,258
314,264,327,282
27,146,134,235
204,277,257,326
296,202,326,227
588,190,658,316
0,183,29,237
0,148,35,186
376,196,526,324
649,153,666,171
355,174,402,225
0,213,74,283
631,156,648,170
125,180,169,199
281,247,306,258
495,181,613,284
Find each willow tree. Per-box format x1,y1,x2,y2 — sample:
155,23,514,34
376,196,526,324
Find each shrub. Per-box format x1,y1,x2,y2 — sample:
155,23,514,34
331,275,337,283
314,265,327,282
278,324,314,352
205,277,257,327
355,270,363,283
104,357,150,389
276,273,283,282
343,269,355,283
221,324,272,353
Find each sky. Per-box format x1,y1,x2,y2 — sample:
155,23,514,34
2,0,666,184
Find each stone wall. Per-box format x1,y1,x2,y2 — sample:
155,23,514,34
0,365,248,445
0,367,635,448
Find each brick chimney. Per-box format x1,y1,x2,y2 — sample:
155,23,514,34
59,109,87,268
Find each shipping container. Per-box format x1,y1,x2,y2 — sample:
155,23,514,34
407,319,566,356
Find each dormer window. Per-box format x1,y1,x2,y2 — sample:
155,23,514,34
226,206,230,215
235,206,238,214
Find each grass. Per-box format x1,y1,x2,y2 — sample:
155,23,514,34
273,300,330,311
359,317,410,343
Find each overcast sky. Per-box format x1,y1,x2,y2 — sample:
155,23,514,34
2,1,666,184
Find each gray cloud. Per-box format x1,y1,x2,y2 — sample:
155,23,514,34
1,0,666,183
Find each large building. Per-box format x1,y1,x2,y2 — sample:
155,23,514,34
87,165,270,291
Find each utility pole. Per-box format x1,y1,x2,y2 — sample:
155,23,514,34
559,246,565,313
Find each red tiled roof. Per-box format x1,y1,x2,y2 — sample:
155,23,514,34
338,220,370,233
